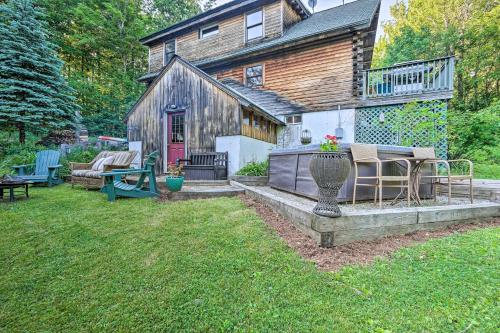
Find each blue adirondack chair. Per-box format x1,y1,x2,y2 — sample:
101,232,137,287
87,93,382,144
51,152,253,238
12,150,63,187
101,151,159,202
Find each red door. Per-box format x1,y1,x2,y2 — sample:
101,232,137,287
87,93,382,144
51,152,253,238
167,112,185,164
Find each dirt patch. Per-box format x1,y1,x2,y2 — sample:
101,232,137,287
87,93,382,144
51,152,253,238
239,195,500,272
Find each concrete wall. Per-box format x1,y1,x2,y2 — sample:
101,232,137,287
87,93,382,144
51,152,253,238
216,135,276,176
278,109,355,148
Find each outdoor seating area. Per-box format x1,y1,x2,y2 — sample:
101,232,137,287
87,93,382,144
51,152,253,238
12,150,63,187
177,152,228,181
70,150,138,189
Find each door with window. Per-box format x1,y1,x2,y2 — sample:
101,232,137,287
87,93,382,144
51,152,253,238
167,112,185,164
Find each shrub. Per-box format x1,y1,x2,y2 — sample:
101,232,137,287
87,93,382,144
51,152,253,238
236,160,269,176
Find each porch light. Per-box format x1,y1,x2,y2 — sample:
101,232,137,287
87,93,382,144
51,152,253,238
300,129,312,145
379,112,385,123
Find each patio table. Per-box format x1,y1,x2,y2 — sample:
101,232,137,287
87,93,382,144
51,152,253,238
0,179,32,202
391,157,440,206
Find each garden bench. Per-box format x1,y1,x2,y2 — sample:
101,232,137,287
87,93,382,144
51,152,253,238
177,152,228,180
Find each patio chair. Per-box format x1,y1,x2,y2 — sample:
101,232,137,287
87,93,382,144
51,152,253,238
413,147,473,204
70,150,138,190
351,144,411,208
12,150,63,187
100,151,159,202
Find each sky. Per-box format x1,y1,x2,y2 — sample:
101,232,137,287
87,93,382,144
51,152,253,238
212,0,402,40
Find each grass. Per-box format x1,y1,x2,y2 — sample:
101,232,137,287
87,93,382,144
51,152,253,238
474,163,500,180
1,186,499,332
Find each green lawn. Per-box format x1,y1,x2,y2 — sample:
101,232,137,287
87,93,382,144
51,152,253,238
1,186,498,332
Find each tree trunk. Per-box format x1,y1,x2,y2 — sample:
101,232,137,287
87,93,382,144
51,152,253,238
18,123,26,144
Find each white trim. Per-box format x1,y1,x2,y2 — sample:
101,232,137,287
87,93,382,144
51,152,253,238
163,39,176,66
148,47,151,72
199,24,219,39
244,7,264,43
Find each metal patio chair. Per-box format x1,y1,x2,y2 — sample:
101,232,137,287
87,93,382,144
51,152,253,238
351,144,411,208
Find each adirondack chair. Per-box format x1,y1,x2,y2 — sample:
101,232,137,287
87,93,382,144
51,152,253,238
101,151,159,202
12,150,63,187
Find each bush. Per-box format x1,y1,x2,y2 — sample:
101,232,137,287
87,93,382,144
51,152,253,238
59,147,101,177
236,160,269,176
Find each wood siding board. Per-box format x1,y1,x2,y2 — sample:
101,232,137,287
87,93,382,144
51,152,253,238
213,38,356,111
127,59,243,172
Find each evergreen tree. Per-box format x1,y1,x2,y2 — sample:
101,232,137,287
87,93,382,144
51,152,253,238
0,0,79,143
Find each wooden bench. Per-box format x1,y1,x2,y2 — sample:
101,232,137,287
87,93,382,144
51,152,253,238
177,152,228,180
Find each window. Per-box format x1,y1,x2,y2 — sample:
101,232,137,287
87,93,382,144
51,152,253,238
285,115,302,124
245,65,263,87
243,109,251,125
171,114,184,143
164,40,175,65
200,25,219,39
246,9,263,41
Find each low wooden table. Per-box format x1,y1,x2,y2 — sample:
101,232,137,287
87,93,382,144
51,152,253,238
0,181,32,202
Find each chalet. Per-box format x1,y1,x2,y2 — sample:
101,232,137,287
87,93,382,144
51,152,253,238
125,0,454,175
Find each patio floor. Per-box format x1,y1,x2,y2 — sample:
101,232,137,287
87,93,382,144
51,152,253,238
233,181,500,247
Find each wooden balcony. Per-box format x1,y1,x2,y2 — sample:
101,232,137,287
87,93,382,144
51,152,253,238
361,56,455,106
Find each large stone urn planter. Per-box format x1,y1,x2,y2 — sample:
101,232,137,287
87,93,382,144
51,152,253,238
309,152,351,217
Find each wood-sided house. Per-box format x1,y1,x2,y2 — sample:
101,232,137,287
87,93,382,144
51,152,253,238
125,0,454,174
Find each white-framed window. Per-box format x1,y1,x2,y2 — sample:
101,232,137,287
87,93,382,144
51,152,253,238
246,8,263,41
285,115,302,124
199,25,219,39
245,64,263,87
164,40,175,65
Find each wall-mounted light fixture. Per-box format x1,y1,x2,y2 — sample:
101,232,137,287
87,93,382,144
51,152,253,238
300,129,312,145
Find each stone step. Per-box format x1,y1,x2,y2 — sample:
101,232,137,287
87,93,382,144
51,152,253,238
165,185,244,201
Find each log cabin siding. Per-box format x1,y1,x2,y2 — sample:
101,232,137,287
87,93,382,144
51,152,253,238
149,43,164,73
282,0,301,30
127,60,242,172
148,1,284,69
213,38,356,111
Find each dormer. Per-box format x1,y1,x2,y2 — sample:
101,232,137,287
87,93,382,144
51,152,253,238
141,0,309,78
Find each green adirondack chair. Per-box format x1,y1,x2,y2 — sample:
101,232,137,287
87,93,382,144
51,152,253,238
101,151,159,202
12,150,63,187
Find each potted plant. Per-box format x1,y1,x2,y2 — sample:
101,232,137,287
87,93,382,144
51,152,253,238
165,163,184,192
309,135,351,217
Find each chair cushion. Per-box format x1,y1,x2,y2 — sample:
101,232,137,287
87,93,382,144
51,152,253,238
85,171,103,178
112,152,131,165
72,169,92,177
92,158,106,171
98,156,115,171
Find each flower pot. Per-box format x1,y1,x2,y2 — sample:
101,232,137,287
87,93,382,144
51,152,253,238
309,152,351,217
165,176,184,192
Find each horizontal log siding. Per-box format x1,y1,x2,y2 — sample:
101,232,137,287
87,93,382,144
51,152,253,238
149,43,164,73
282,0,301,30
148,1,283,68
264,1,282,39
128,61,241,172
214,38,356,111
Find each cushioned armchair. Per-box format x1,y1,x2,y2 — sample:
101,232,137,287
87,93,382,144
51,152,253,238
71,150,138,189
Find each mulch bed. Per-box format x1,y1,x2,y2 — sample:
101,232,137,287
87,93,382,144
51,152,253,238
239,195,500,272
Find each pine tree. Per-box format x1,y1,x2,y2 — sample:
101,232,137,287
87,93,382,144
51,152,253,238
0,0,79,143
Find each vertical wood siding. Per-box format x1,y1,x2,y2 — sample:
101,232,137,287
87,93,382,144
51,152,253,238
127,61,241,172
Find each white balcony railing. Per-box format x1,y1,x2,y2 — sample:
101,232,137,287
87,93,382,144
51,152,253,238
362,56,455,99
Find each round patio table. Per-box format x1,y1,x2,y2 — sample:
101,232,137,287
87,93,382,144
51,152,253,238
0,180,32,202
391,157,440,206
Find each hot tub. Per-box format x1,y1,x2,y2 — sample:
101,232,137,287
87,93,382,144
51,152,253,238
269,144,431,202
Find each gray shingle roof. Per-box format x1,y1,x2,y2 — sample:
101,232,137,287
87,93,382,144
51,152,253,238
195,0,380,66
221,79,308,116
